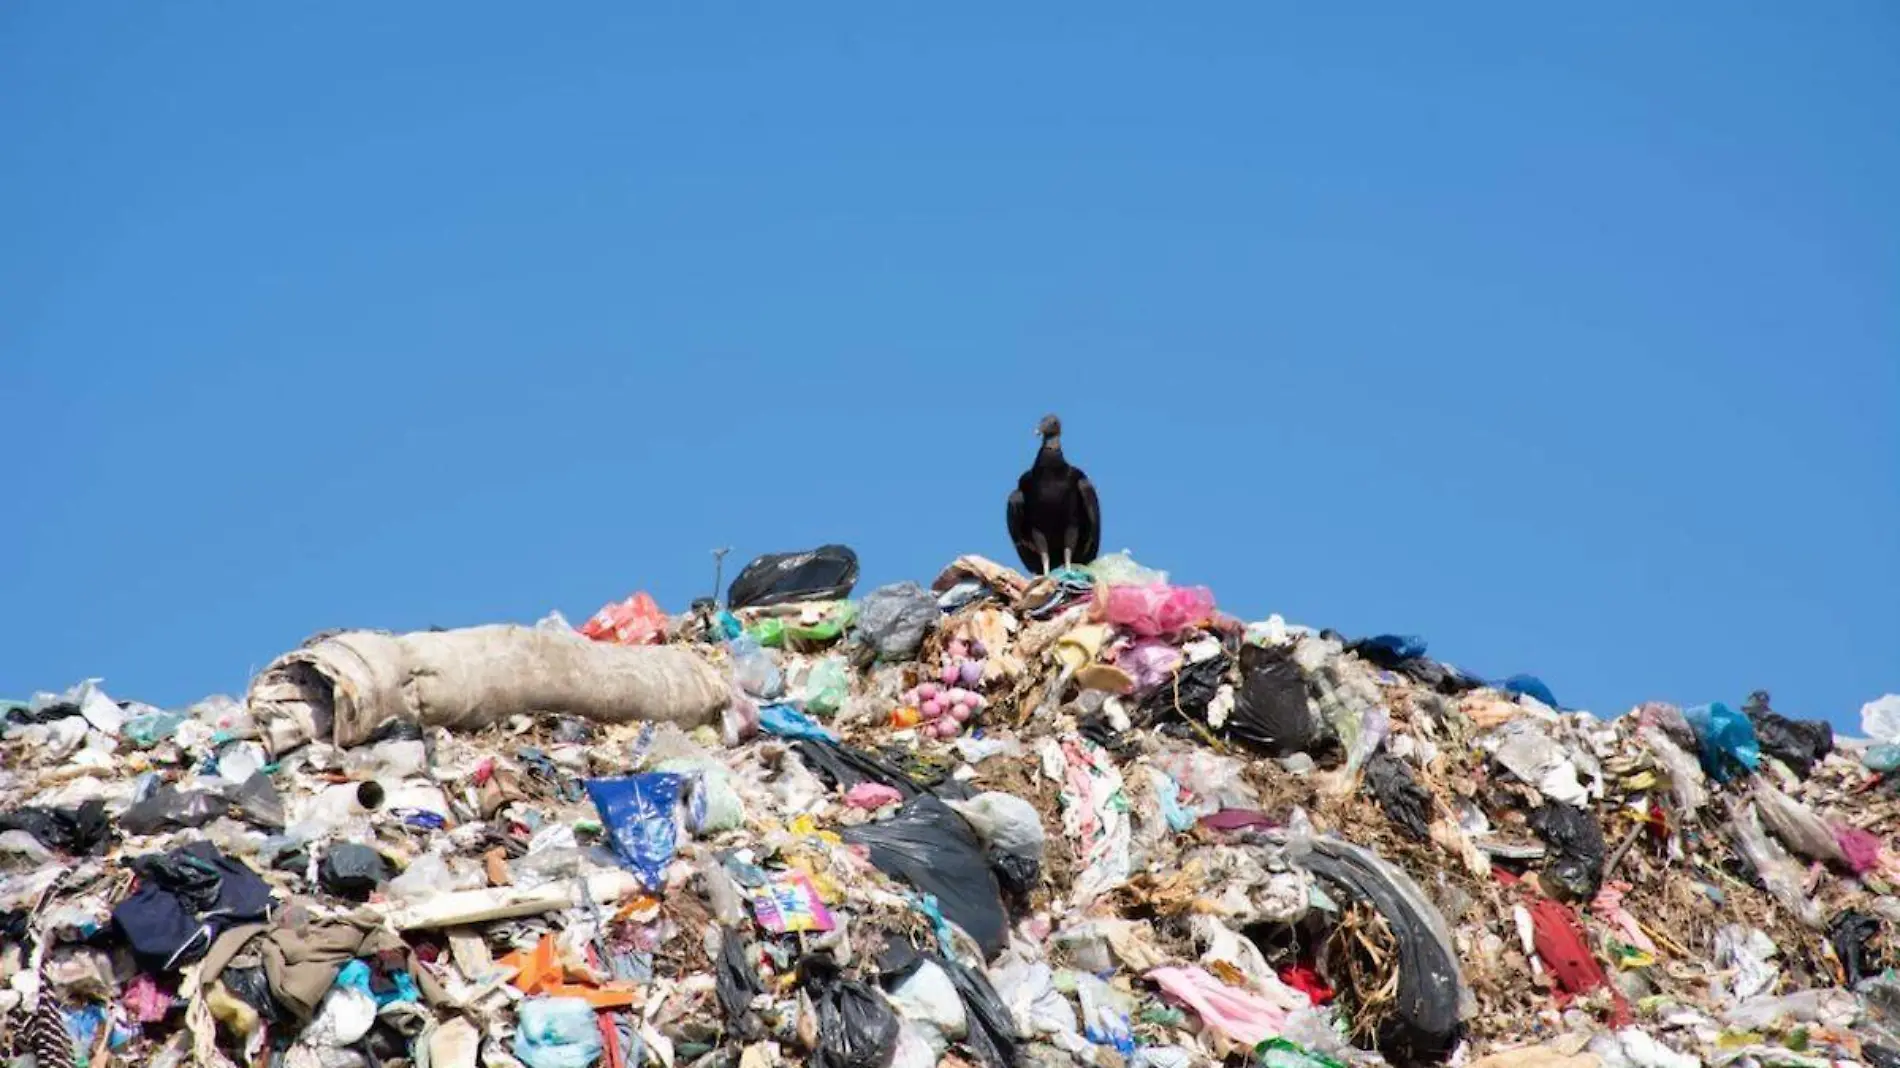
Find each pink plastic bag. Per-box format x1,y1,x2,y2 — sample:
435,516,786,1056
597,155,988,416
1116,640,1184,693
581,592,667,646
1146,966,1296,1046
1834,824,1884,874
1097,584,1216,637
844,783,904,810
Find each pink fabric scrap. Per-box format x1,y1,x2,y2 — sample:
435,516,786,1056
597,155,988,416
1590,881,1656,954
124,973,174,1024
1146,966,1293,1047
1834,823,1884,874
843,783,904,810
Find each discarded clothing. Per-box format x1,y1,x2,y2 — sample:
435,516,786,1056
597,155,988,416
113,842,274,973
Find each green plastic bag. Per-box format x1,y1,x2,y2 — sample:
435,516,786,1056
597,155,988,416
803,658,850,718
747,618,787,648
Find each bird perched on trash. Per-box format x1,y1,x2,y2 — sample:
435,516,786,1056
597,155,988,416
1007,414,1101,575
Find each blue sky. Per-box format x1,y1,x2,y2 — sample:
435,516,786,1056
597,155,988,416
2,6,1895,724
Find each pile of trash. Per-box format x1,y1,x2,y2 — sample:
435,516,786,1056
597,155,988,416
6,543,1900,1068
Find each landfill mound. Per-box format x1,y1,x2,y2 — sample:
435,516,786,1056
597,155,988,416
5,548,1900,1068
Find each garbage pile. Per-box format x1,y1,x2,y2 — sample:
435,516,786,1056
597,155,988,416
6,545,1900,1068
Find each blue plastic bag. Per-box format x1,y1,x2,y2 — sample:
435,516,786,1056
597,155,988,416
514,997,603,1068
758,703,839,742
1683,702,1760,783
1499,675,1561,710
585,774,686,889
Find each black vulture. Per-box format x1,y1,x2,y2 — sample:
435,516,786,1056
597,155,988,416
1006,414,1101,575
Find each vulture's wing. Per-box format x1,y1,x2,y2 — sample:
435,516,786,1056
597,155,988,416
1006,487,1038,572
1075,471,1102,563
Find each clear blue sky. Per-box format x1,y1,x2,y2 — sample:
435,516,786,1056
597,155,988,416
3,6,1895,725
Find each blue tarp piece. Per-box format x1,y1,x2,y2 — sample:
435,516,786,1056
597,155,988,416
585,774,686,889
1684,702,1761,783
758,703,839,742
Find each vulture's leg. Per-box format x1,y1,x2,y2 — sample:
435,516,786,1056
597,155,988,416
1031,532,1051,576
1063,548,1073,569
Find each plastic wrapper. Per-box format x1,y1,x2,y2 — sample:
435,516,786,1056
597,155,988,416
728,545,859,609
585,774,686,889
851,583,939,663
1096,583,1216,637
1312,663,1389,778
889,961,967,1043
1727,799,1824,929
1083,552,1167,587
579,591,667,646
729,635,784,700
841,794,1007,958
1752,781,1847,867
1637,726,1706,813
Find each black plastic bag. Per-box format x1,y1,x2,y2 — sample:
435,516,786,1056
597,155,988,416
1831,910,1885,987
793,739,970,802
793,739,927,799
841,795,1007,958
1527,803,1606,901
222,966,283,1025
0,799,114,855
227,773,287,830
121,787,226,836
6,700,83,725
1227,644,1320,754
1365,751,1432,841
715,926,763,1040
1745,693,1834,779
728,545,860,609
1138,653,1230,726
811,977,899,1068
943,958,1019,1068
319,843,390,901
